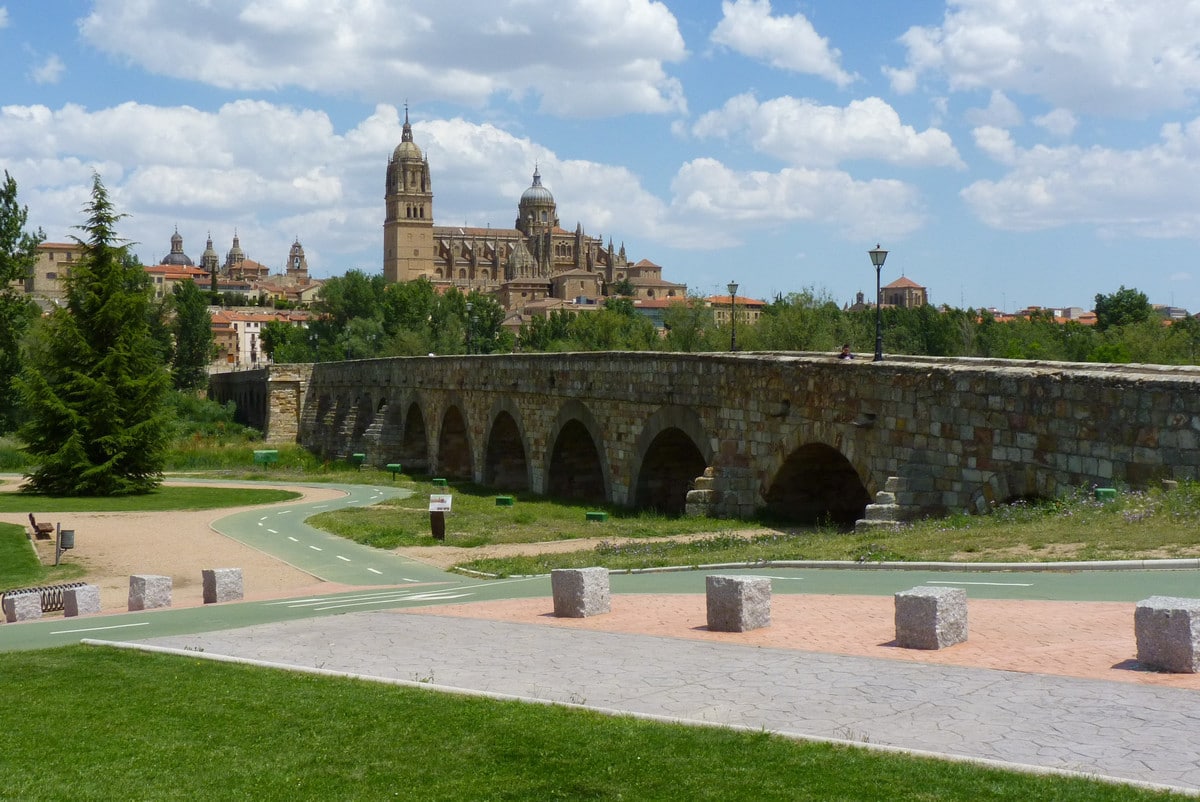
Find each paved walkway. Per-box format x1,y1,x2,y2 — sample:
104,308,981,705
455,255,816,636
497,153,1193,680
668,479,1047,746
111,606,1200,796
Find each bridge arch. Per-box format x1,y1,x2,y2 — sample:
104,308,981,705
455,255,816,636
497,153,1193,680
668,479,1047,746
545,400,610,504
484,399,530,491
436,401,473,480
400,398,429,474
630,405,712,515
763,439,871,528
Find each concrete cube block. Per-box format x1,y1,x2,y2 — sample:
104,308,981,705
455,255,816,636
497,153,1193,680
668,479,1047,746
551,567,610,618
63,585,102,617
1136,596,1200,673
3,592,42,623
128,574,172,611
202,568,244,604
706,575,771,632
895,586,968,650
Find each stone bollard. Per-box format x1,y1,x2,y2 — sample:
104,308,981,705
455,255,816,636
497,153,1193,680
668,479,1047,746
128,574,172,611
202,568,244,604
63,585,102,618
2,592,42,623
706,575,771,633
895,586,968,649
1135,596,1200,674
551,567,611,618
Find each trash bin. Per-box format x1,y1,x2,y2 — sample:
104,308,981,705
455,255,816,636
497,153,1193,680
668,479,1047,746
58,530,75,550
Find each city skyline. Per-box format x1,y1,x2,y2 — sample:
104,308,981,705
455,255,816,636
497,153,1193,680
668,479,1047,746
3,1,1200,313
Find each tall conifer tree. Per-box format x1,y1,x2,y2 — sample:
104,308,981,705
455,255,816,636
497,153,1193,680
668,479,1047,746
16,173,170,495
0,171,44,433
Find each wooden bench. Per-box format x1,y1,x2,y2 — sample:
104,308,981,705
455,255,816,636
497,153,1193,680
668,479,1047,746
28,514,54,541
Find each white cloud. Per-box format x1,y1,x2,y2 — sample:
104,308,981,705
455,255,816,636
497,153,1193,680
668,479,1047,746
710,0,853,86
963,117,1200,237
1034,108,1078,138
964,90,1023,128
79,0,687,118
0,8,9,28
692,94,964,169
29,54,65,85
670,158,925,242
891,0,1200,116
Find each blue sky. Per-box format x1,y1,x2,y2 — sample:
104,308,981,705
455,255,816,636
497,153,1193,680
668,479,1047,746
4,1,1200,313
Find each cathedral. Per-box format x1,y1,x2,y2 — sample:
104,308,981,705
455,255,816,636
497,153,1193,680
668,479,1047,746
383,110,684,312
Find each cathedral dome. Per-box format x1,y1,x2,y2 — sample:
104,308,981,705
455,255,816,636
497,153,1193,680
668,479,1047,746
160,228,194,266
520,168,554,204
392,108,423,162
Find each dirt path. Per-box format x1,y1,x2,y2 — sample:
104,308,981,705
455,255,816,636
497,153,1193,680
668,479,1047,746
1,481,346,611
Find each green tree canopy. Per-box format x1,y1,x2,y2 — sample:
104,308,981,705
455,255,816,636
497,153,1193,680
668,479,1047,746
170,279,216,389
15,173,171,495
0,170,45,433
1094,285,1151,331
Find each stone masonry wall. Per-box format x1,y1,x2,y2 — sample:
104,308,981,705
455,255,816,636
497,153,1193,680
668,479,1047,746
209,353,1200,519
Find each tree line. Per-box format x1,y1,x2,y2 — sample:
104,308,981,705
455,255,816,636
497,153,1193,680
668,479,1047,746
268,276,1199,367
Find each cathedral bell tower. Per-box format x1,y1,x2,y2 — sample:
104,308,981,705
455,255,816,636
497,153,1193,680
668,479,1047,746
383,106,435,283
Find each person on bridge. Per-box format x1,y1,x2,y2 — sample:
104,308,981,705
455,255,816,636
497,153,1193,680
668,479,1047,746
838,344,855,360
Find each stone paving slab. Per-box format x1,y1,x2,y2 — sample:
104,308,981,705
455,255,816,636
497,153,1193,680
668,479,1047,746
128,611,1200,794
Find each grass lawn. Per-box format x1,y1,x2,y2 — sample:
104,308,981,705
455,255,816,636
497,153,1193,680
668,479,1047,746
0,485,300,513
0,646,1184,802
308,477,760,549
0,522,81,590
310,480,1200,576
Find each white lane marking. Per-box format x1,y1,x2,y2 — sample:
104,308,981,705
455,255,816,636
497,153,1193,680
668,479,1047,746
757,575,804,580
312,592,473,611
276,510,293,515
926,580,1034,587
258,516,269,521
309,545,323,551
282,588,461,608
336,555,351,562
51,621,150,635
287,536,298,542
402,578,419,582
347,500,361,505
367,568,383,575
312,504,329,509
266,598,326,605
267,529,278,534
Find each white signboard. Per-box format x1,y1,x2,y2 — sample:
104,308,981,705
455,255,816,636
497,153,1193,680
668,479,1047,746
428,494,453,512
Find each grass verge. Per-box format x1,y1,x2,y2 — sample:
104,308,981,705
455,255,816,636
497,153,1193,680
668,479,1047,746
308,477,759,549
0,646,1183,802
0,485,299,513
0,523,85,590
448,484,1200,576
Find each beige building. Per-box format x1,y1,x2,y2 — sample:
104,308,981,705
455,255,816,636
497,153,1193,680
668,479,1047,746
383,110,685,311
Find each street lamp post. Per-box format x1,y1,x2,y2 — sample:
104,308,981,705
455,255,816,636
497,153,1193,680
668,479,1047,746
727,281,739,352
869,244,888,361
465,302,473,354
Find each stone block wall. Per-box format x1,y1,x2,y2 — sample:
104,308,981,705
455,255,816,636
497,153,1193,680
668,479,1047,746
211,353,1200,520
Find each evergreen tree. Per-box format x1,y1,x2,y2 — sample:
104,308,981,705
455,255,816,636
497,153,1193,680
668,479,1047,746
15,173,171,495
0,171,45,433
170,278,216,390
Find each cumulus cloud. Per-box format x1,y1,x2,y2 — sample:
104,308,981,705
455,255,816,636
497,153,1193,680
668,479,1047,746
29,54,65,85
1034,108,1078,138
963,117,1200,237
710,0,853,86
964,90,1023,128
0,100,729,272
79,0,687,118
890,0,1200,116
670,158,925,241
692,93,964,169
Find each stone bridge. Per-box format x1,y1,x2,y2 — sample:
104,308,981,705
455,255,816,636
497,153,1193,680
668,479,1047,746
208,353,1200,525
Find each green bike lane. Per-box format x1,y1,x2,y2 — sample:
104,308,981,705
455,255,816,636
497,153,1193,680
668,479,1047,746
2,479,1198,652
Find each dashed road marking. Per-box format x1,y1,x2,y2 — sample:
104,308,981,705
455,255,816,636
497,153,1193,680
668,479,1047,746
309,545,323,552
367,568,383,575
287,536,298,542
336,555,351,562
51,621,150,635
